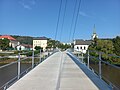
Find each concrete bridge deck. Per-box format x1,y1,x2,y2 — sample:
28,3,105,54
7,51,110,90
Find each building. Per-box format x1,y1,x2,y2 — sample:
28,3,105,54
0,35,20,49
16,44,33,51
91,25,98,40
74,39,91,53
33,37,48,51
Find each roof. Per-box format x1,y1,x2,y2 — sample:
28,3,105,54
75,39,92,45
33,37,48,40
0,35,16,40
17,44,33,48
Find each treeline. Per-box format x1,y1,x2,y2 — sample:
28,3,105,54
89,36,120,65
12,35,33,45
46,39,71,50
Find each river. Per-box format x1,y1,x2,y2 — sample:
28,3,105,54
0,63,31,89
0,60,120,89
89,61,120,89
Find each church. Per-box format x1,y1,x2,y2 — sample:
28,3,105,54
74,25,98,53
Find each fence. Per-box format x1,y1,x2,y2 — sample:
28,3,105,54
73,50,120,90
0,50,56,90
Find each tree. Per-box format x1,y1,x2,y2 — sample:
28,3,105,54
113,36,120,56
89,39,114,63
47,39,61,49
0,39,10,50
35,46,43,51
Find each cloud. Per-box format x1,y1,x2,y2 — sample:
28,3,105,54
19,0,36,10
79,11,89,17
20,2,31,9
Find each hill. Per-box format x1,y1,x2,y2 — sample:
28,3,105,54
11,35,33,45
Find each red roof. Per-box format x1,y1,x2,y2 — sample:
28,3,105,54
0,35,16,40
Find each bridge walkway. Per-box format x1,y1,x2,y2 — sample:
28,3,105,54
7,51,110,90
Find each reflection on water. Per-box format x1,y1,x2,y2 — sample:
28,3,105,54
76,54,120,89
0,63,31,88
89,61,120,89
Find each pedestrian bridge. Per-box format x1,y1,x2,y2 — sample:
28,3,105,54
7,51,111,90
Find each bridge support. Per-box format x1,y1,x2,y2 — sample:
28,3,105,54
18,53,20,80
82,50,83,63
32,50,34,68
99,52,102,79
87,50,89,69
39,49,41,63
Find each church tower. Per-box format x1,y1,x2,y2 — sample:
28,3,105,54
91,24,98,40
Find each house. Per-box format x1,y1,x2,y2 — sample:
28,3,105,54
33,37,48,51
74,39,91,53
16,44,33,51
0,35,20,49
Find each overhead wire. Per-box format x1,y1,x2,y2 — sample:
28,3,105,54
60,0,68,41
68,0,77,42
72,0,82,41
54,0,63,40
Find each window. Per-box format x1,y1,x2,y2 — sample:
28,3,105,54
80,47,82,49
77,46,79,50
84,46,86,50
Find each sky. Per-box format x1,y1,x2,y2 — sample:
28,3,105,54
0,0,120,43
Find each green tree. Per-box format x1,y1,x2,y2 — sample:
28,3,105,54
47,39,60,49
89,39,114,63
46,39,55,49
0,39,10,50
35,46,43,51
113,36,120,56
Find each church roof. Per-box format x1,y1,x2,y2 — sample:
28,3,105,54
75,39,92,45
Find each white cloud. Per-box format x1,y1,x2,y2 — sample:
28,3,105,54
19,0,36,10
20,2,31,9
79,11,89,17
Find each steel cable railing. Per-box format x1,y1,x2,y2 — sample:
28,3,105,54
0,50,56,90
70,50,120,90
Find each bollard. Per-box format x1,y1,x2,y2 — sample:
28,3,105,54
39,49,41,63
18,53,20,79
32,50,34,68
99,52,102,79
87,50,89,69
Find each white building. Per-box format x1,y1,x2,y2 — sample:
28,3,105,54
74,39,91,53
33,37,48,51
16,44,33,51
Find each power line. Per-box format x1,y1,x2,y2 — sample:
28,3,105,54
72,0,82,41
68,0,77,42
54,0,63,40
60,0,68,41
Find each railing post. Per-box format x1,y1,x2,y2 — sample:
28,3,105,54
39,49,41,63
99,52,102,79
82,50,83,63
4,83,7,90
18,53,20,79
87,50,89,69
32,50,34,68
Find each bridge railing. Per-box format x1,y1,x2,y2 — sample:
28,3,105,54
0,49,57,90
72,50,120,90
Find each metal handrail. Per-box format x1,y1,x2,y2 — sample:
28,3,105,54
71,50,120,90
0,50,55,90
